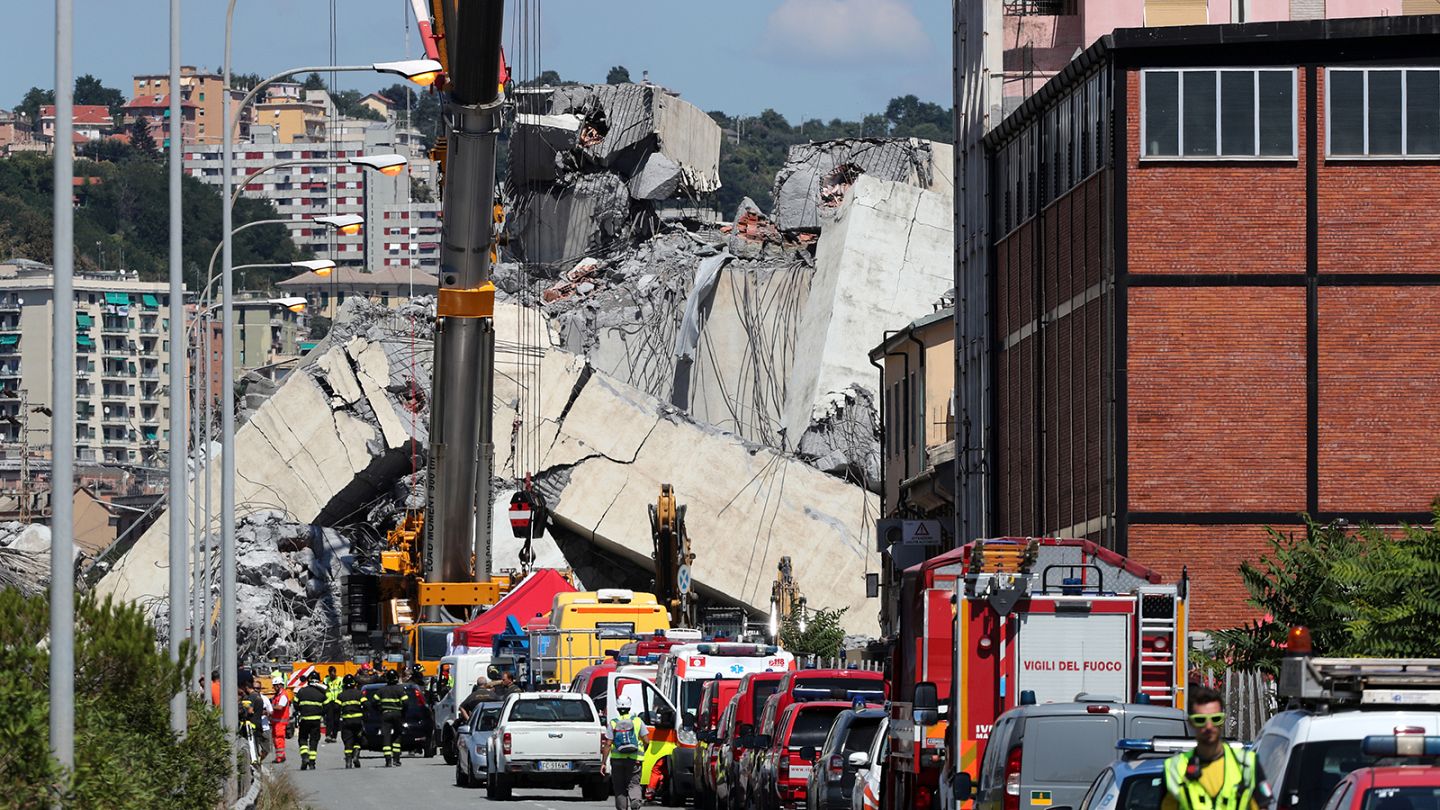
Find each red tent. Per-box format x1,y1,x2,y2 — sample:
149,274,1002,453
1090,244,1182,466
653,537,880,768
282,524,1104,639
450,569,576,651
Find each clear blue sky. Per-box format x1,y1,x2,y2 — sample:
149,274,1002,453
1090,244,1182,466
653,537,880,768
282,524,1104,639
2,0,951,122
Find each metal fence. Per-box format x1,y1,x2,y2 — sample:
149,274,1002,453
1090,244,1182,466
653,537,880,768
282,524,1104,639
1211,668,1276,742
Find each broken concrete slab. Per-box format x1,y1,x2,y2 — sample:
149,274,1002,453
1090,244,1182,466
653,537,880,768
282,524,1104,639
526,84,722,194
628,151,684,201
95,328,429,608
771,138,950,232
532,351,878,632
780,174,954,479
509,172,632,265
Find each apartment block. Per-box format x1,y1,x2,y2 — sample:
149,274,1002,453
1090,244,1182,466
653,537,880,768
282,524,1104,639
379,203,442,271
131,67,229,145
185,123,418,267
0,259,177,466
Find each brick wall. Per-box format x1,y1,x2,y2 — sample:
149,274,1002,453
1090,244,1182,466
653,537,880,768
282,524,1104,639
1126,287,1307,512
1125,69,1307,276
1315,69,1440,275
1127,523,1277,629
995,172,1112,538
1318,286,1440,512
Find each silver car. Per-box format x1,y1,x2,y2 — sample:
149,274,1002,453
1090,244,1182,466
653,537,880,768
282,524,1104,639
455,702,504,788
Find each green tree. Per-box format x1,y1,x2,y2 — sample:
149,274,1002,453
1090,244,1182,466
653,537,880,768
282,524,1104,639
16,87,54,127
129,117,159,158
302,72,327,91
231,72,264,91
780,606,848,659
607,65,632,85
1205,512,1440,676
73,74,125,115
0,590,230,808
411,179,435,203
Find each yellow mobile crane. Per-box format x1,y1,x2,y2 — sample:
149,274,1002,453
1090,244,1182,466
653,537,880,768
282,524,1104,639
346,0,515,677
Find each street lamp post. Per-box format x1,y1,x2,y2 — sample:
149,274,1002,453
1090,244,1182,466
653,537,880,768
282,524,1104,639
219,0,440,748
51,0,76,781
167,0,187,735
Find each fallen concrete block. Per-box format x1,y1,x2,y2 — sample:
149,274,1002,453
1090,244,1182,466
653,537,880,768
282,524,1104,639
771,138,949,232
780,174,954,474
628,152,684,201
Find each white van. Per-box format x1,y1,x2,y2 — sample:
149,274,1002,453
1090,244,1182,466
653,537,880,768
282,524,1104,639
436,652,495,765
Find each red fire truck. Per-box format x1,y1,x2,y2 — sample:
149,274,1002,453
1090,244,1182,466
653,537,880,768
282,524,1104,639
883,538,1188,810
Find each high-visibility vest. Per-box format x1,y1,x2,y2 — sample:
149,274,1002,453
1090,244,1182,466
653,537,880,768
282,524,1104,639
1163,747,1259,810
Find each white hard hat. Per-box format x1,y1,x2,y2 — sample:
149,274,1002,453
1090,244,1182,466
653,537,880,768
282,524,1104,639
616,696,633,710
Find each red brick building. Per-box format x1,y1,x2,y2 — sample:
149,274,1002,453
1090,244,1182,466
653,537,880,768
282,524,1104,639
982,16,1440,628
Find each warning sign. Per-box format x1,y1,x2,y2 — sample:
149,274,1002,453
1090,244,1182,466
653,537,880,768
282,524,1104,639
902,520,942,546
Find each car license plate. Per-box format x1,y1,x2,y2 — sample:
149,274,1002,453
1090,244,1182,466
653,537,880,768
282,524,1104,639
788,765,812,780
538,761,574,771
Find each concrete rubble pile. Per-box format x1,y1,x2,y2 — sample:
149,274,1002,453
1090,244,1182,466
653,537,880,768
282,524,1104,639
0,522,54,596
232,511,352,663
96,298,880,637
525,137,955,488
91,119,957,641
506,83,723,266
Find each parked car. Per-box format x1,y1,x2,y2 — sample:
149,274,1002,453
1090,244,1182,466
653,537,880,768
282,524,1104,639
850,717,888,810
969,698,1186,810
807,708,887,810
698,680,742,810
1319,736,1440,810
454,701,503,788
750,700,854,810
485,691,607,801
360,682,437,758
1249,665,1440,810
725,671,789,810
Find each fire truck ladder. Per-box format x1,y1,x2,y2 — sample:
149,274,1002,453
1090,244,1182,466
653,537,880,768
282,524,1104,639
1136,585,1182,705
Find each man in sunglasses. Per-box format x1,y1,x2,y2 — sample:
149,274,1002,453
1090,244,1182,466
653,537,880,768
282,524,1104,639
1162,685,1270,810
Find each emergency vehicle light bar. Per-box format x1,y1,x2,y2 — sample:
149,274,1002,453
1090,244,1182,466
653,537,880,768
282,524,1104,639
697,643,780,656
1361,735,1440,757
1117,737,1198,756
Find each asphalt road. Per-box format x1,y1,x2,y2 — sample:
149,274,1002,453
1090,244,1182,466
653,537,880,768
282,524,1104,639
271,739,615,810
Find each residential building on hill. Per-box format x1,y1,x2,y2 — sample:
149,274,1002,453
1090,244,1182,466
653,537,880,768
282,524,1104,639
0,259,177,466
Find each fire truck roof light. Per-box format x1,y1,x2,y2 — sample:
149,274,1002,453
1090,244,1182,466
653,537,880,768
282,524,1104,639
1287,626,1313,654
1361,735,1440,757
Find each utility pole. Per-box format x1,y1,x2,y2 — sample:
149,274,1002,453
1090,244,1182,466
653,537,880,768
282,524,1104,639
425,0,505,616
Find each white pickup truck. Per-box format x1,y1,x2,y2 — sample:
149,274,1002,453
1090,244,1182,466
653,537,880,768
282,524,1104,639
486,691,608,801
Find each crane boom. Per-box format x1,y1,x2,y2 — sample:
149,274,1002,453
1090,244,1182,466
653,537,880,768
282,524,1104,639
423,0,507,619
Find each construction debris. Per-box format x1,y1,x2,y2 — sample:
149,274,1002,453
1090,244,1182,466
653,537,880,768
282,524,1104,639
0,522,52,596
770,138,953,232
506,83,723,266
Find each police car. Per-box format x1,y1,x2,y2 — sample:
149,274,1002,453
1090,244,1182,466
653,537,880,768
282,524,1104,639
1071,738,1249,810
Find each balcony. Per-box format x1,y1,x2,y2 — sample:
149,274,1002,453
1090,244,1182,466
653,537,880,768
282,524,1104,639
0,301,20,313
0,366,20,379
100,322,130,335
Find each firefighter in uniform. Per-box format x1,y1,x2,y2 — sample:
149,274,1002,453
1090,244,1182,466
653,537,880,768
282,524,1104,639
371,668,410,767
294,672,329,771
337,674,367,769
1162,685,1268,810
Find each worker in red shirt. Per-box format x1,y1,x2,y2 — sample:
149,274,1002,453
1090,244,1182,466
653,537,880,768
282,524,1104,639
270,676,292,763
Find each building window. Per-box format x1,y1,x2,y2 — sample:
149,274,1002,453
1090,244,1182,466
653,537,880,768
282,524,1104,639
1141,68,1295,158
1327,67,1440,157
